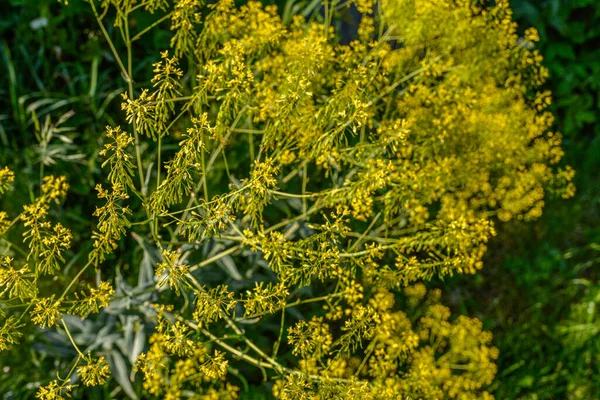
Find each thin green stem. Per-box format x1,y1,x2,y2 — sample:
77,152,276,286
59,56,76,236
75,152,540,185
165,95,193,103
348,212,381,252
188,244,242,272
238,293,342,321
58,260,93,301
124,18,147,198
131,13,172,42
56,355,82,382
0,238,27,257
235,128,264,135
355,338,377,377
164,107,188,133
201,130,209,202
301,164,308,214
155,132,162,235
15,301,35,324
89,1,130,84
264,204,321,234
271,308,286,358
189,319,363,384
61,318,85,357
128,0,151,13
270,190,319,199
339,244,396,258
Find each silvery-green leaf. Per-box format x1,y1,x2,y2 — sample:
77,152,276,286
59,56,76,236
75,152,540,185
108,350,138,400
217,255,243,281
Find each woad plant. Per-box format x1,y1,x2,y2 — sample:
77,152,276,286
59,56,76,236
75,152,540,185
0,0,575,398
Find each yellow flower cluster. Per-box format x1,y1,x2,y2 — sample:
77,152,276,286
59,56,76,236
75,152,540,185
0,167,14,194
89,183,132,266
19,176,71,277
134,307,238,398
276,285,498,399
0,256,36,301
77,355,111,386
31,296,62,328
100,126,136,190
1,0,575,397
35,380,73,400
0,316,22,352
0,168,114,390
69,281,115,316
156,250,189,295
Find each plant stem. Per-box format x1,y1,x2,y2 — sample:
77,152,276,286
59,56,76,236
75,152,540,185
270,190,318,199
155,131,162,235
348,211,381,252
124,12,147,198
61,318,85,357
131,13,172,42
59,260,93,301
355,338,377,376
201,130,209,202
239,292,342,321
188,244,242,272
89,1,130,84
271,307,286,358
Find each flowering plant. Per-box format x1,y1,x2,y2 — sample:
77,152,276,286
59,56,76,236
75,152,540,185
0,0,573,398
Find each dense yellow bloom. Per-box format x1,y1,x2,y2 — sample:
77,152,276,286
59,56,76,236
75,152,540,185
170,0,202,57
1,0,574,397
40,176,69,204
199,350,228,379
31,296,62,328
288,317,333,358
77,355,111,386
243,281,288,316
121,90,158,139
37,223,72,275
193,285,236,326
149,115,209,212
135,333,169,396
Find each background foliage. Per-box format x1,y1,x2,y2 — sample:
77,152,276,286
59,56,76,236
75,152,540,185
443,0,600,399
0,0,598,399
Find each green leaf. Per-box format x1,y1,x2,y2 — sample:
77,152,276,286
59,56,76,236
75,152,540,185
108,350,138,400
